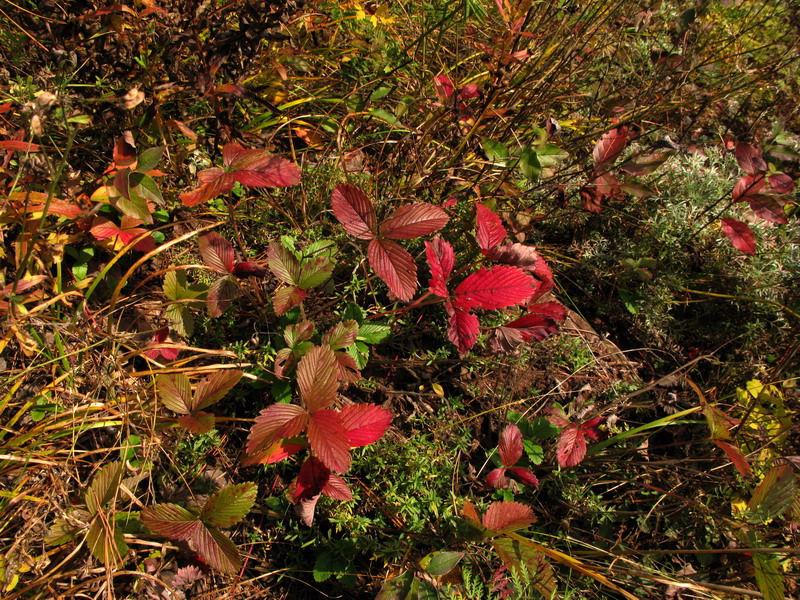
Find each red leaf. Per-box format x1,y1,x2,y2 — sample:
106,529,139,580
0,140,40,152
461,501,483,530
145,327,179,360
482,501,536,533
593,126,630,170
768,173,795,194
721,218,756,255
434,74,455,101
113,131,137,169
194,369,243,411
141,503,202,541
486,468,508,489
198,232,234,274
338,404,392,447
475,203,507,250
380,203,449,239
272,285,306,316
507,466,539,487
580,184,603,212
207,276,238,317
322,321,359,351
732,174,766,201
367,238,418,302
447,304,480,353
485,243,554,298
293,457,329,501
89,216,155,252
713,440,753,478
554,425,590,468
331,183,376,240
180,169,235,206
178,412,215,434
322,473,352,501
735,142,766,175
267,243,300,283
452,266,534,311
246,403,309,455
297,346,339,412
747,194,788,224
307,409,351,472
225,147,301,188
498,424,523,467
487,326,525,354
240,437,306,466
458,84,480,100
232,261,268,278
425,237,454,297
505,302,567,342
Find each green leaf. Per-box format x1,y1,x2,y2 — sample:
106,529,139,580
376,570,414,600
342,302,366,324
166,303,195,337
313,549,344,582
410,578,438,600
421,551,464,576
157,373,192,415
482,138,508,163
201,482,257,528
369,108,400,125
519,146,541,181
136,146,165,173
86,518,129,566
348,340,370,370
358,323,391,344
272,380,292,403
523,440,544,465
527,416,560,440
68,246,95,281
296,255,334,289
752,553,785,600
535,144,568,168
747,466,796,523
113,173,153,223
45,515,84,546
303,240,338,259
370,86,393,101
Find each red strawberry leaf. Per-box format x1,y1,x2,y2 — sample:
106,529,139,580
486,467,509,489
331,183,376,240
294,456,331,500
321,473,352,501
380,203,449,239
224,146,301,188
90,216,155,252
506,466,539,487
272,285,306,316
200,482,257,528
141,503,202,541
297,345,339,412
504,302,567,342
267,243,300,283
482,501,536,534
553,419,602,468
721,218,756,255
484,243,554,293
713,440,753,478
240,437,306,466
747,194,788,224
498,424,523,467
180,169,235,206
452,266,534,311
735,142,767,175
338,404,392,447
367,238,418,302
178,412,215,434
145,327,179,361
434,74,455,101
232,261,269,278
307,409,351,472
194,369,243,411
199,232,235,274
475,203,507,250
207,276,239,317
732,174,766,201
0,140,40,152
447,304,480,353
322,320,359,351
425,237,455,297
246,403,309,455
593,126,630,170
189,525,241,574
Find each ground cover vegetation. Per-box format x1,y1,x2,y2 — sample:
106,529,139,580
0,0,798,598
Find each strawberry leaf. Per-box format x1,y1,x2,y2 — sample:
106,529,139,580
158,373,192,414
199,232,235,274
194,369,243,411
475,203,507,250
297,345,339,412
721,218,756,255
331,183,376,240
296,256,334,289
224,146,301,188
452,266,534,311
482,501,536,534
232,261,269,278
498,424,523,467
201,482,257,528
267,243,299,283
554,423,594,468
241,436,306,466
447,305,480,353
90,216,155,252
141,503,202,541
180,169,235,206
322,321,359,351
484,243,554,296
178,412,215,434
321,473,352,501
503,302,567,342
507,467,539,488
425,237,454,297
380,203,449,239
367,238,418,302
307,409,351,472
85,462,125,515
207,276,239,317
491,538,556,600
190,525,242,574
338,404,392,447
735,142,767,175
246,403,308,455
272,285,307,316
294,456,330,500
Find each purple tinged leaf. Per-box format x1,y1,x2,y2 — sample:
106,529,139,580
296,255,334,289
425,237,454,297
380,203,449,239
367,238,418,302
447,304,480,354
735,142,767,175
232,261,269,278
768,173,795,194
246,403,309,455
178,412,215,434
272,285,306,316
321,321,359,351
190,525,242,574
297,345,339,412
141,503,202,541
207,276,239,317
267,243,300,284
200,482,257,528
747,194,788,224
507,467,539,487
194,369,243,411
593,126,631,170
721,218,756,255
199,232,235,274
498,424,523,467
475,203,507,250
732,174,766,201
331,184,376,240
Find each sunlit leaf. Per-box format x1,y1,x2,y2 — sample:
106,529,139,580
246,403,308,455
207,276,239,317
157,373,192,414
297,345,339,412
475,203,506,251
307,409,351,472
178,412,215,434
338,404,392,447
141,503,202,541
491,538,557,599
735,142,767,175
498,424,523,467
447,305,480,354
425,237,455,297
380,203,449,239
85,462,124,515
331,183,376,240
721,218,756,255
194,369,243,411
199,232,235,274
367,238,418,302
593,126,630,170
201,482,257,528
483,501,536,533
189,524,242,574
452,266,534,311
